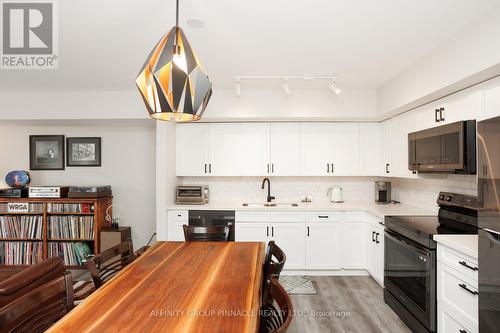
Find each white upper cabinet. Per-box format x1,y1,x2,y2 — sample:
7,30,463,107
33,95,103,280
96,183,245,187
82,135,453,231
208,124,237,176
270,123,301,176
379,119,392,176
359,123,380,176
176,124,209,176
390,112,418,178
484,81,500,120
300,123,332,176
332,124,360,175
235,123,270,176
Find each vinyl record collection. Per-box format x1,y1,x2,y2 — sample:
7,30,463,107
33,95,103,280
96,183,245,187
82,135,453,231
48,216,94,240
48,242,92,266
0,216,43,239
0,241,43,265
0,203,43,213
47,203,94,213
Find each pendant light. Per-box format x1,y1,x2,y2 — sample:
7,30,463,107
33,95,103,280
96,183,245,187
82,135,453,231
136,0,212,121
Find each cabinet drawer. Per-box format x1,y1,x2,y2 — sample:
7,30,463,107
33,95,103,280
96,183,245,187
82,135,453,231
168,210,188,222
270,211,305,223
345,211,368,223
438,244,478,282
306,211,344,223
236,211,270,222
437,263,478,324
439,302,477,333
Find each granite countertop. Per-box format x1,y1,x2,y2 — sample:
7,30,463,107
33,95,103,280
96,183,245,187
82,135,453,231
433,234,478,259
166,200,436,218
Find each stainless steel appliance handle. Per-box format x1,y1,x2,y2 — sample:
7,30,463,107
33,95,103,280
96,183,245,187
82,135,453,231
385,230,431,258
484,228,500,244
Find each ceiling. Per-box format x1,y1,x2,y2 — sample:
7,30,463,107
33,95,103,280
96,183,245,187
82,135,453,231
1,0,499,91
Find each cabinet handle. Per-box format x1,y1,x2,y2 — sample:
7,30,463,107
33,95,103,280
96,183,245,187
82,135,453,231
267,164,270,174
307,226,310,237
209,163,212,173
204,163,207,173
327,163,330,173
271,226,274,237
372,231,376,242
440,107,445,122
435,109,440,122
459,330,467,333
385,163,390,174
458,283,478,296
318,215,328,219
458,260,478,271
266,226,269,237
272,164,274,173
375,232,380,244
331,163,334,174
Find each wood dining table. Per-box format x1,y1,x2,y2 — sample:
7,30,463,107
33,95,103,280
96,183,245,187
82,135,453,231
47,241,265,333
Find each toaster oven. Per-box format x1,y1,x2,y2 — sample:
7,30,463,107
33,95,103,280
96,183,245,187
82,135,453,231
176,186,209,205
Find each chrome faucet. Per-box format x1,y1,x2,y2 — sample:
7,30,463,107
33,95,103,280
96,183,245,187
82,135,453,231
261,178,275,203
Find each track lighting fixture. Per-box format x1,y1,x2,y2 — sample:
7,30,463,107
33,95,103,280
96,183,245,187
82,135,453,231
235,79,241,97
231,76,341,96
282,78,291,95
329,81,341,95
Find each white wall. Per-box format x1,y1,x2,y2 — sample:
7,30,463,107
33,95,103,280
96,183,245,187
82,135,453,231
0,119,156,248
378,5,500,115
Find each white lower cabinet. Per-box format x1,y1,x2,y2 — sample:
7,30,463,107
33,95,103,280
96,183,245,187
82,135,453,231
166,210,188,241
235,222,268,242
272,223,306,270
342,222,366,269
306,222,341,269
437,243,478,333
366,222,384,284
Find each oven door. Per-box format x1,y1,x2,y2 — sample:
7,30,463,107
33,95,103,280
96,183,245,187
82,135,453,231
385,230,436,331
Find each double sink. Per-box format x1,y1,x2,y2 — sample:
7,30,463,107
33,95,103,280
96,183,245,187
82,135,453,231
242,202,299,208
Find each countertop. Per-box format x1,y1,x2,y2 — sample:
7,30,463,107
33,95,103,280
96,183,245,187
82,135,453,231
433,234,478,259
167,201,436,219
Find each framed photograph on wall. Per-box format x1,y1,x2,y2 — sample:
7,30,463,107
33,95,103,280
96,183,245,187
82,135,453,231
29,135,65,170
67,137,102,167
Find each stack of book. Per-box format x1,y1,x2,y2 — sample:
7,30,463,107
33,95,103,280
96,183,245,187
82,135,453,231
48,216,94,240
47,203,94,213
0,216,43,239
0,242,43,265
48,242,92,266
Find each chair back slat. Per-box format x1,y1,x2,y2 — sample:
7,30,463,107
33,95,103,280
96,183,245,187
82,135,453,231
183,225,231,242
0,257,65,309
86,239,135,289
260,277,293,333
262,241,286,304
0,271,73,333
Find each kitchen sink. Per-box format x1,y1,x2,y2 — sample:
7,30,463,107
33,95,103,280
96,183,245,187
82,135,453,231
242,202,299,208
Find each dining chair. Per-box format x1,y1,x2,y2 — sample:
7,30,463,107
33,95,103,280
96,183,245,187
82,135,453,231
183,225,232,242
0,257,65,309
259,276,293,333
86,239,135,289
262,241,286,304
0,271,74,333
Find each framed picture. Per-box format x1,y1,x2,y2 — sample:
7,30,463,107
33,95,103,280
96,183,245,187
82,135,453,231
67,137,102,167
29,135,65,170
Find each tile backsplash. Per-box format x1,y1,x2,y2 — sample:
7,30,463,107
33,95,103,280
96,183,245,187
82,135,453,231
181,173,478,212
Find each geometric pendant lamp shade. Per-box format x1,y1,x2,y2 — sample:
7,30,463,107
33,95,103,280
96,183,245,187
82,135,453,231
136,26,213,121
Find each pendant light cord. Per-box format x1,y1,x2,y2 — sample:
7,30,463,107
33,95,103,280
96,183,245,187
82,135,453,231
175,0,179,27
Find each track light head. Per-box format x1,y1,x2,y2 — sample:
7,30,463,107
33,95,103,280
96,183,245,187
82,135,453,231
282,78,291,95
329,81,341,95
234,78,241,97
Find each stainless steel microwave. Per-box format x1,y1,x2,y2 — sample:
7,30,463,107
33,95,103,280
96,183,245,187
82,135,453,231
176,186,209,205
408,120,476,174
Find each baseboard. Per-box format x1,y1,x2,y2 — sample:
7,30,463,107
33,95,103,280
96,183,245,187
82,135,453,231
281,269,370,276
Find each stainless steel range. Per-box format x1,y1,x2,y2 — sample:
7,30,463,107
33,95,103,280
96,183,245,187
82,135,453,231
384,192,478,333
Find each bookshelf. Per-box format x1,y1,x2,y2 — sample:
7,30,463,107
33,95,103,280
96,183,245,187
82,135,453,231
0,196,112,269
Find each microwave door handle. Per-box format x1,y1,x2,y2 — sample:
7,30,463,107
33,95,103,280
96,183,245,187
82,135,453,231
385,231,431,258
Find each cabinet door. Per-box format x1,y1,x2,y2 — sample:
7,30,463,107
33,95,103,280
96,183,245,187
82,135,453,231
270,123,300,176
359,123,380,176
366,227,377,277
236,222,269,242
208,124,236,176
441,93,475,124
375,226,385,284
332,124,360,175
306,222,341,270
167,222,185,241
271,223,306,270
379,120,392,175
484,83,500,120
235,123,270,176
176,124,209,176
300,123,332,176
390,112,418,178
342,222,366,269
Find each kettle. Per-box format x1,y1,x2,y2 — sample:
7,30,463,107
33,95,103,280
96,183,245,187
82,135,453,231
327,186,344,203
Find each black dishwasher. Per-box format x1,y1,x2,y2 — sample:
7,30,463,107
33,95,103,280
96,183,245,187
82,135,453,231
188,210,235,241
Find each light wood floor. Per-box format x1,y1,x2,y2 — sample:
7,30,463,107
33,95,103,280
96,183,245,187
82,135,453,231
288,276,411,333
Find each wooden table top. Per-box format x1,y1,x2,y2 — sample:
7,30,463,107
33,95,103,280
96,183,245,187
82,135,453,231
48,241,265,333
